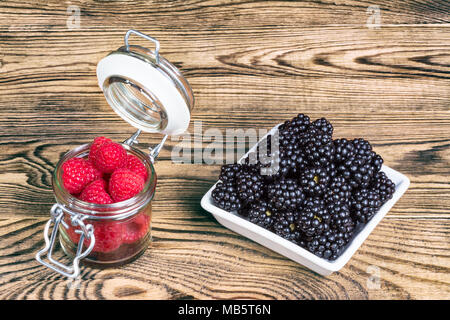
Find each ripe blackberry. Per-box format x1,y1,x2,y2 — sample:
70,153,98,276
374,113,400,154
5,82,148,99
298,126,332,147
371,171,395,203
305,141,335,167
338,157,376,189
296,208,330,238
219,164,242,183
246,200,275,229
211,181,242,211
324,176,352,205
299,167,331,196
272,210,298,241
312,117,333,137
350,188,382,223
290,113,311,134
306,229,346,260
326,201,352,231
302,196,330,223
371,153,384,173
267,178,305,210
334,138,356,163
352,138,375,163
277,146,307,177
236,171,264,204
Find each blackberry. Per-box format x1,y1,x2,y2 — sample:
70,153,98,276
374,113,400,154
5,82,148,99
302,196,330,223
326,201,353,231
350,188,382,223
299,167,331,196
272,210,298,241
246,200,275,229
306,229,346,260
211,181,242,211
312,117,333,137
267,178,305,210
338,156,376,189
333,138,356,163
371,171,395,203
219,164,242,183
236,171,264,204
277,146,307,177
352,138,375,163
296,208,330,237
298,126,332,147
324,176,352,205
290,113,311,134
371,153,384,173
305,141,335,167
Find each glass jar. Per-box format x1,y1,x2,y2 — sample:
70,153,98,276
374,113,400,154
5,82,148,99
54,143,156,268
36,30,194,278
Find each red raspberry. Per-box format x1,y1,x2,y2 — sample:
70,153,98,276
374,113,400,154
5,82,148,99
89,136,112,161
109,168,145,202
91,142,127,174
64,217,123,253
62,157,102,194
126,154,148,181
122,213,150,244
79,179,113,204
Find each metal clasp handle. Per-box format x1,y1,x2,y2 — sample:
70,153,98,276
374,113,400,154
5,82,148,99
35,204,95,279
123,130,168,164
124,29,160,65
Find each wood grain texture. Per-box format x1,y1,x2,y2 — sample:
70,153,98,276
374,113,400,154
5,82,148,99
0,0,449,300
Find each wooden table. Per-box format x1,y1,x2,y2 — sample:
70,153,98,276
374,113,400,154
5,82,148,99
0,0,449,300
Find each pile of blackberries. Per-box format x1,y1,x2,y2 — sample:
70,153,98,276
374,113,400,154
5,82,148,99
211,114,395,261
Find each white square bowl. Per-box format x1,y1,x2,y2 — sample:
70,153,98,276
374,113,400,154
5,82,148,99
200,124,410,276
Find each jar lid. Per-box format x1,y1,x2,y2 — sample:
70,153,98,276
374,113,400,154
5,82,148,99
96,30,194,135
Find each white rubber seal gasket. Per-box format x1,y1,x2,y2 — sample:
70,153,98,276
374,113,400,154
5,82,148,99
97,53,190,135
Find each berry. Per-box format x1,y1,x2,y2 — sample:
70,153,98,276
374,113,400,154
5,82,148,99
306,229,346,260
122,213,151,244
299,167,330,196
219,164,243,182
324,176,352,205
305,141,335,167
267,178,305,210
62,157,102,194
326,201,352,231
126,154,148,181
245,200,275,229
297,208,330,238
211,181,242,211
236,171,264,204
79,179,113,204
109,168,145,202
64,217,123,253
333,138,356,163
312,117,333,136
338,157,376,189
350,188,382,223
89,136,112,161
91,142,127,174
371,171,395,202
352,138,375,163
272,210,298,241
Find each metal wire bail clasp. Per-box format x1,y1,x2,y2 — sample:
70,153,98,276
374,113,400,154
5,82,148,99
123,129,168,164
124,29,160,65
35,204,95,279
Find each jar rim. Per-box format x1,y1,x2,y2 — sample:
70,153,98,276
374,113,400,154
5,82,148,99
52,143,157,219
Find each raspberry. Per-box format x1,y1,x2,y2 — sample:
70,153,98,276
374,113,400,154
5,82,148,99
91,142,127,174
122,213,150,244
89,136,112,161
126,154,148,181
109,168,145,202
62,157,102,194
79,179,113,204
64,217,123,253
